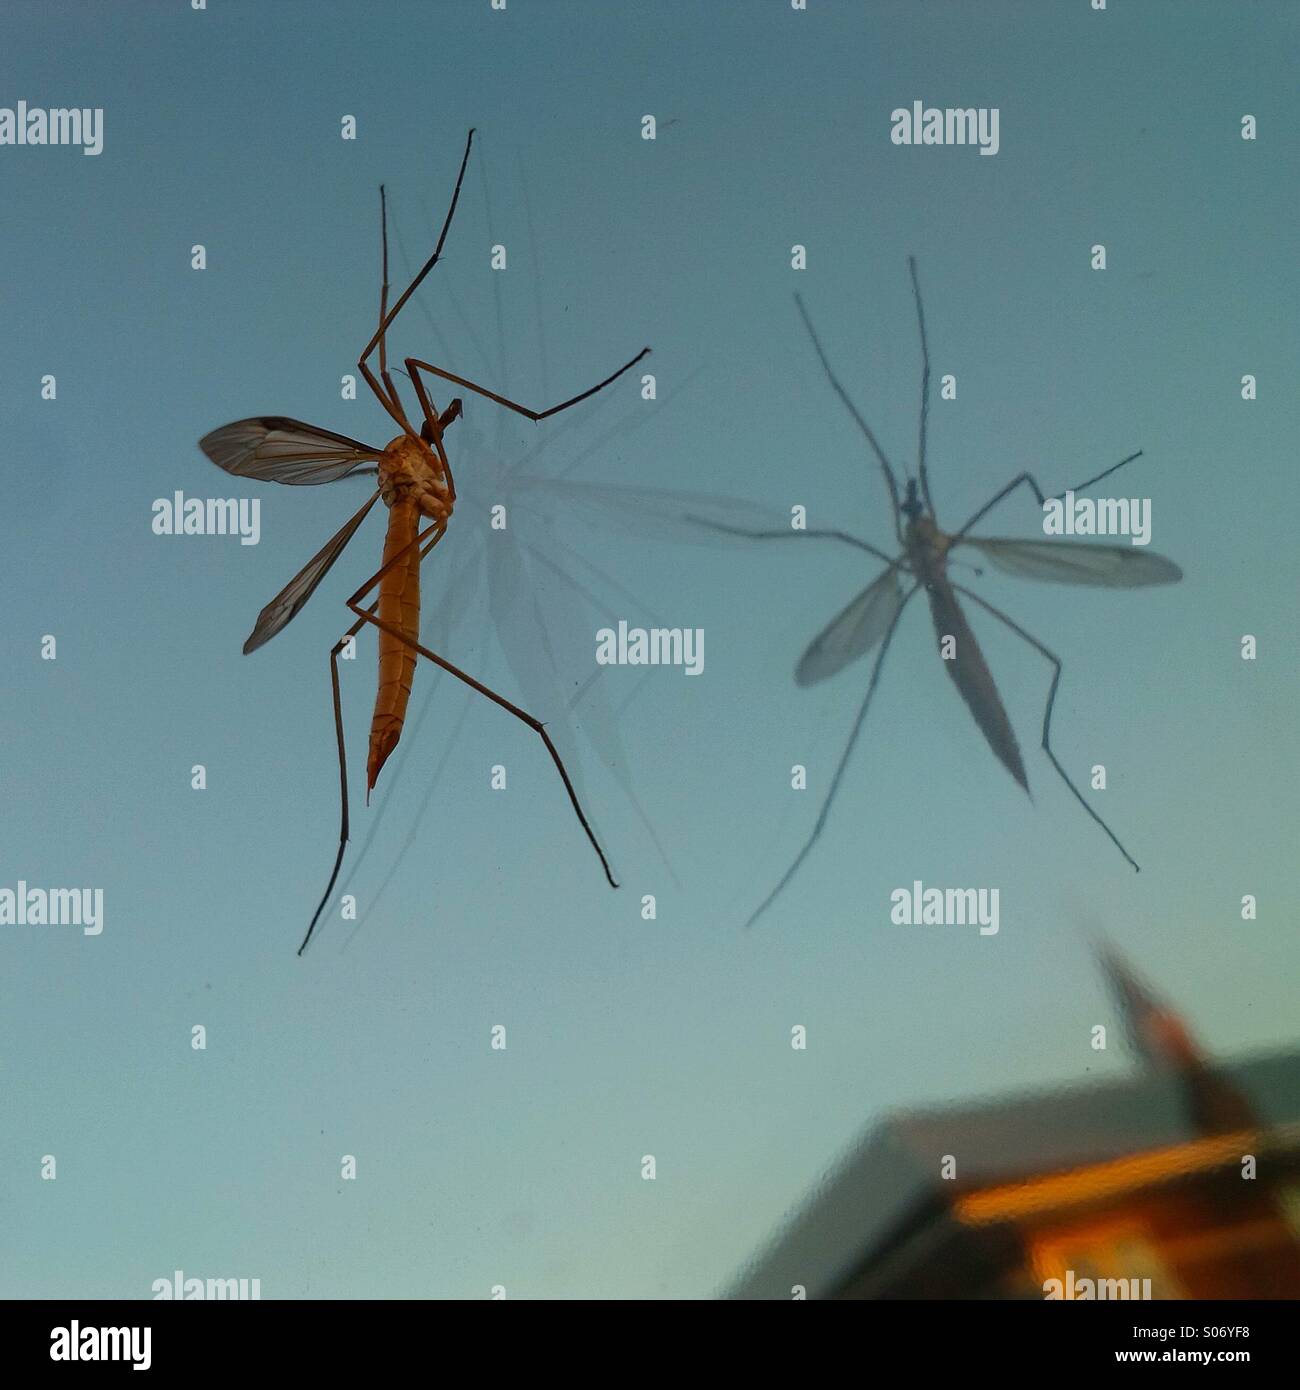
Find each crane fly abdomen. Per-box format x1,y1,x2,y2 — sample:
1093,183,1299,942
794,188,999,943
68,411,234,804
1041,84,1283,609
367,495,423,793
926,577,1029,792
903,510,1028,792
366,434,452,794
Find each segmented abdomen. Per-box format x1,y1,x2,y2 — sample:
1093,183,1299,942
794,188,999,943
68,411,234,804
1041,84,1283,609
367,497,421,792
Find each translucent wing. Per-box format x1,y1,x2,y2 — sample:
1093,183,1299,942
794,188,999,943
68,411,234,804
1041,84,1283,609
483,528,613,869
242,493,380,654
796,567,905,687
515,478,790,546
962,538,1182,587
200,417,382,485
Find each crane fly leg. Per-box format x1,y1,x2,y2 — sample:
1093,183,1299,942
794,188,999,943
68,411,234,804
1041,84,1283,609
403,346,650,425
948,453,1145,546
403,359,461,503
433,399,463,502
351,607,618,893
907,255,935,518
302,515,618,900
950,583,1140,872
370,184,406,425
744,583,919,931
299,608,371,957
362,183,415,435
793,293,904,546
357,129,476,432
378,185,390,376
297,526,449,956
336,519,617,890
681,520,901,566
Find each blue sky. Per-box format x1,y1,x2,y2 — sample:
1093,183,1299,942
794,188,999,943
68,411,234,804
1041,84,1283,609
1,0,1296,1297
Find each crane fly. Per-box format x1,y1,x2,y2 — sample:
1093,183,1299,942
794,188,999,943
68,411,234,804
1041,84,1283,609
198,130,649,954
706,258,1182,928
330,149,796,933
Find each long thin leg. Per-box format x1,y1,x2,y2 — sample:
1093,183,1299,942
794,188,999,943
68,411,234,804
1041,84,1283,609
298,527,449,956
948,452,1144,546
434,399,462,502
339,522,619,893
908,256,935,517
379,187,424,436
377,187,394,396
388,170,662,486
362,184,416,435
331,537,484,912
521,538,682,885
390,201,496,402
681,518,902,567
951,583,1140,872
299,609,370,956
391,364,463,498
404,359,451,472
745,584,919,930
352,615,618,892
794,294,903,544
404,346,650,426
339,683,476,955
513,363,703,485
357,129,476,418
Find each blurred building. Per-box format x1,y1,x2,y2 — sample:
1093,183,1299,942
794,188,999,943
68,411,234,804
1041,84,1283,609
731,947,1300,1298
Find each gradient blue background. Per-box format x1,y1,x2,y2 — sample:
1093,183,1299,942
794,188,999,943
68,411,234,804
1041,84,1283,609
2,0,1296,1297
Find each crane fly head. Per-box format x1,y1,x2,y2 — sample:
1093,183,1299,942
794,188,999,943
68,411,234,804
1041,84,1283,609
901,477,924,520
420,396,462,444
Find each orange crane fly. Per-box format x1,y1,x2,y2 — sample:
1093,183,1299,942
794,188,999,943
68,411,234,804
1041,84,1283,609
198,131,649,953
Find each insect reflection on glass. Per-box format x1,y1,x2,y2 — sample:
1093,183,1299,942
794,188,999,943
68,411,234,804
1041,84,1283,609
198,130,649,953
704,259,1182,929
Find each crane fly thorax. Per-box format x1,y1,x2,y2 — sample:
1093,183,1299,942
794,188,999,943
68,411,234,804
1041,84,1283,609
379,434,452,523
904,514,952,588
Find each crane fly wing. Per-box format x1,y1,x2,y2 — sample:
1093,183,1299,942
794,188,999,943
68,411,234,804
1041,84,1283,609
795,567,904,687
242,493,381,654
960,538,1182,587
201,417,382,485
515,479,789,546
